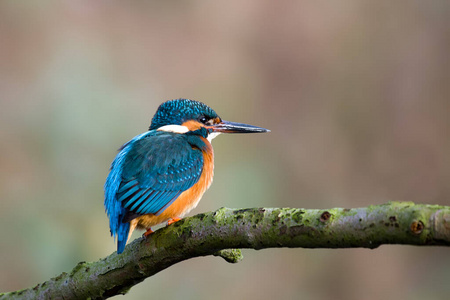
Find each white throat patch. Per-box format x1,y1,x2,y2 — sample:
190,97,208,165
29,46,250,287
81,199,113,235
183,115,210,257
207,132,221,143
157,125,189,133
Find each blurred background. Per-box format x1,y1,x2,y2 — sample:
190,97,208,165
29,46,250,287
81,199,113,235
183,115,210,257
1,1,449,299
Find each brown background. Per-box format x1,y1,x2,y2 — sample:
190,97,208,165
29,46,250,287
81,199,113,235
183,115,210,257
0,1,449,299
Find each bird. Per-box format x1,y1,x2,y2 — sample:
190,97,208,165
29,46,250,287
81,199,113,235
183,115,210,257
104,99,269,253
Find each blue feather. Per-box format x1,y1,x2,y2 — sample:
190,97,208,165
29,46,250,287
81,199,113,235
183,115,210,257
118,180,138,193
104,130,205,253
129,189,154,211
104,131,151,253
118,185,140,202
123,189,146,208
136,191,162,214
116,221,130,254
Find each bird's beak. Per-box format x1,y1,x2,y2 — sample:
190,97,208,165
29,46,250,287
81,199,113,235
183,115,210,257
209,120,270,134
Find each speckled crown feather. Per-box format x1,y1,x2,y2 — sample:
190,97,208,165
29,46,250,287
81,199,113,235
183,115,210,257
149,99,219,130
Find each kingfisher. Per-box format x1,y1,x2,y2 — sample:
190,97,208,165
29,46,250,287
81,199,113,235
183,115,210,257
104,99,269,253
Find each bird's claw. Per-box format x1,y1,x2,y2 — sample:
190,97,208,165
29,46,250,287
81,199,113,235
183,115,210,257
143,228,154,237
168,217,181,225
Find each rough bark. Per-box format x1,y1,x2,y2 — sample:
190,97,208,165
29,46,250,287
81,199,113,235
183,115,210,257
1,202,449,299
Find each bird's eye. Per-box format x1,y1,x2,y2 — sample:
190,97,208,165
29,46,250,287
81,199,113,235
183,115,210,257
198,116,208,124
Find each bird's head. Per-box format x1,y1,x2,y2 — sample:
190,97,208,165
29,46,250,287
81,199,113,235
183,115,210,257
150,99,269,140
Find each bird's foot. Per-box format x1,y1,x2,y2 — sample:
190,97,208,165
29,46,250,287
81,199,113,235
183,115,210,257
168,217,181,225
143,228,154,237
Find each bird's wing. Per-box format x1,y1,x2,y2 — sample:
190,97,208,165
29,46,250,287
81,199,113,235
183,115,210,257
116,131,204,219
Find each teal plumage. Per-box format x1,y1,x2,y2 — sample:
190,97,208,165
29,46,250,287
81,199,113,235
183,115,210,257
104,99,269,254
105,100,218,253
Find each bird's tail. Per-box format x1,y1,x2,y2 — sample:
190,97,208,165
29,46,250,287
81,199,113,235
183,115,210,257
117,220,130,254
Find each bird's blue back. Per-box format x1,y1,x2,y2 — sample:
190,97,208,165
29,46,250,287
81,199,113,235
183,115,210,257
104,130,206,253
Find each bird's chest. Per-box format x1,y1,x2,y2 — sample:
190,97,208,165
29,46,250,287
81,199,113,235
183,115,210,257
172,146,214,216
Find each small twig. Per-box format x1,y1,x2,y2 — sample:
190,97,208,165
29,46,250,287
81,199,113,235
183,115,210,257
213,249,243,263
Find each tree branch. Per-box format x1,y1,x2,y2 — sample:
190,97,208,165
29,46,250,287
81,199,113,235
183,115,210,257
1,202,449,299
